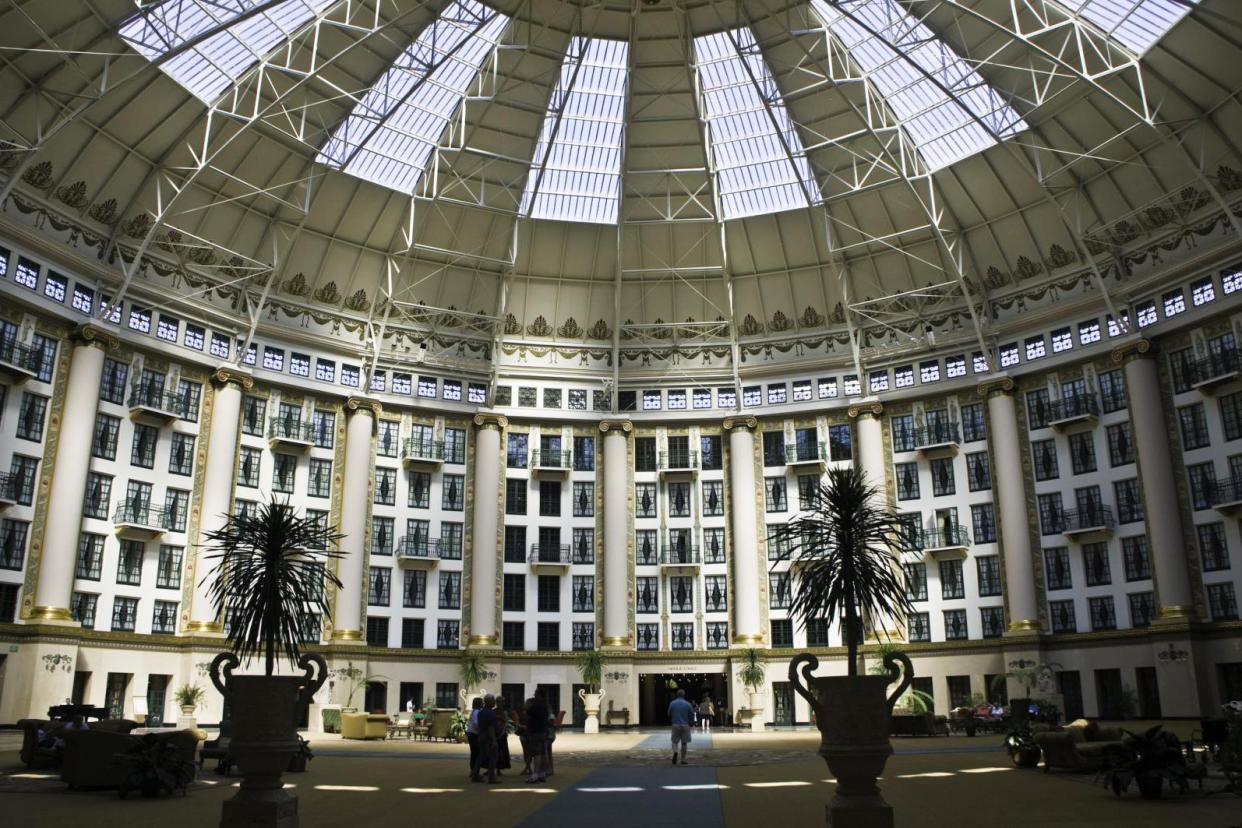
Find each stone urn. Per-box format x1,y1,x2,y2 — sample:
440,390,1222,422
578,688,605,734
747,691,766,732
790,650,913,828
211,651,327,828
460,689,485,711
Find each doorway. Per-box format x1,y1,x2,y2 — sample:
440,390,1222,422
1094,669,1124,719
638,673,727,725
771,681,795,726
1057,671,1084,721
146,675,169,727
1136,667,1161,719
365,681,387,714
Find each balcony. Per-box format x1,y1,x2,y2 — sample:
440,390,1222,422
0,338,40,382
1048,393,1100,430
396,536,441,568
530,450,572,476
1190,347,1241,392
127,383,184,423
1209,477,1242,514
267,416,314,450
529,543,572,571
0,472,16,508
1061,506,1116,539
916,525,971,561
658,450,699,477
113,501,168,537
659,541,701,571
914,423,960,456
785,442,827,470
402,438,444,467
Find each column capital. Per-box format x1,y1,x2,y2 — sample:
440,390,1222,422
599,419,633,434
473,413,508,430
68,323,119,351
846,401,883,419
1110,337,1152,365
210,365,253,390
976,376,1015,399
345,396,382,417
722,416,758,431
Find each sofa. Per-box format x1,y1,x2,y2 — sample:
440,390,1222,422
61,728,204,789
890,712,942,736
1034,720,1127,772
18,718,140,769
340,712,389,740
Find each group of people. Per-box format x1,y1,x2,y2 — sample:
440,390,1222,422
464,690,558,785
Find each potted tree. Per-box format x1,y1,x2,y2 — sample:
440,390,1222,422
777,466,916,828
738,649,767,731
576,650,607,733
203,499,342,827
175,683,206,716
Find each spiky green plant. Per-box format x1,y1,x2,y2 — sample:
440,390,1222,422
204,499,343,675
773,466,915,676
575,650,606,693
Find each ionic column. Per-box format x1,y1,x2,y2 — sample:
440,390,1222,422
725,417,762,646
600,420,632,648
850,400,886,493
979,377,1040,632
187,367,250,631
467,414,506,647
31,325,117,622
330,397,380,643
1113,340,1194,616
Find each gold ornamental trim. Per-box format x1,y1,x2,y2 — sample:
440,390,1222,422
1110,338,1152,365
330,629,364,643
1007,618,1042,632
210,366,254,390
467,634,499,647
1158,604,1195,620
184,620,224,634
722,416,758,431
599,420,633,434
976,376,1015,399
846,402,883,419
473,413,508,430
602,635,631,647
30,606,72,622
68,323,119,351
346,396,383,417
732,633,764,645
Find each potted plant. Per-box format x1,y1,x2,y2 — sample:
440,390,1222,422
448,710,469,743
459,651,492,710
575,650,607,734
287,737,313,773
1100,725,1189,800
738,647,767,729
203,499,342,826
331,661,386,713
174,683,206,716
115,733,197,799
777,466,916,827
1005,723,1041,768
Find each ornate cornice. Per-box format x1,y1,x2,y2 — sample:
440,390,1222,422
68,323,119,351
846,401,883,419
977,376,1015,399
345,396,382,417
210,365,254,390
472,413,508,430
1110,338,1152,364
599,419,633,434
722,416,758,431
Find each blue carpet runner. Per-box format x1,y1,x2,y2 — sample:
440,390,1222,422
516,766,726,828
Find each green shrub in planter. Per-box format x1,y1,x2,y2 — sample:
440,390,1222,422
322,708,341,734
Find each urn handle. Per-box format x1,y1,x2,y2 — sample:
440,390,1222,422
297,652,329,706
883,650,914,711
209,652,239,700
788,653,820,712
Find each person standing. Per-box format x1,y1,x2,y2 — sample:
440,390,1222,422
668,689,694,764
477,694,501,784
523,691,550,783
466,696,483,781
496,697,513,775
698,696,715,733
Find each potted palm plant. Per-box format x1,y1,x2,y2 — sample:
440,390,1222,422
174,683,206,716
777,466,916,828
737,648,767,730
459,651,492,710
203,499,342,827
576,651,607,734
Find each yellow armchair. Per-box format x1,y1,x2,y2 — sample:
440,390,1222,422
340,713,388,740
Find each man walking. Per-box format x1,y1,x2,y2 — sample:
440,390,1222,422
668,689,694,765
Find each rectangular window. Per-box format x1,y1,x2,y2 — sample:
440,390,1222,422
894,366,914,388
572,482,594,518
537,574,560,612
165,489,189,532
1045,547,1072,590
1038,493,1064,535
443,474,465,511
1051,327,1073,353
818,377,838,398
314,359,335,383
1069,432,1097,475
538,479,561,517
504,525,526,564
1088,596,1116,631
1208,583,1239,621
1188,463,1216,511
977,556,1001,597
1049,600,1076,634
30,335,56,382
16,393,47,441
980,606,1004,639
433,621,458,650
828,424,852,461
1128,592,1156,628
1115,479,1143,523
111,597,138,632
1027,389,1051,430
0,519,29,570
930,458,955,497
151,599,177,634
1082,542,1111,587
8,456,37,506
1163,289,1185,317
1179,404,1211,450
908,612,930,642
262,347,284,371
961,403,985,442
365,617,389,648
636,576,658,613
971,503,996,544
1198,523,1231,571
939,560,964,599
573,435,595,471
237,447,261,488
371,516,394,557
502,621,524,652
765,477,787,512
241,396,266,436
693,387,713,408
966,451,990,491
793,379,813,401
1099,369,1126,413
443,427,466,465
770,572,791,609
1135,300,1157,328
117,540,144,585
76,533,105,580
167,433,195,476
895,462,920,500
999,343,1019,368
503,573,526,612
438,571,462,610
1025,336,1046,360
1123,536,1151,581
311,410,335,449
537,622,559,652
71,592,98,629
129,423,158,468
374,468,397,505
768,383,787,404
706,621,729,650
943,609,968,640
440,523,463,559
636,530,657,565
571,575,594,612
869,371,889,393
99,358,129,405
572,623,594,651
83,473,112,519
1107,423,1134,467
1191,275,1216,306
289,353,310,377
704,575,727,612
892,415,916,452
770,619,793,649
368,567,391,606
403,569,427,610
636,623,659,651
905,563,927,601
272,453,297,493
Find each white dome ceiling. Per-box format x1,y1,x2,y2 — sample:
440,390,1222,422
1,0,1240,381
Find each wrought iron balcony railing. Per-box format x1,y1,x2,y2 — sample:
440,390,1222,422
1049,393,1100,423
528,543,571,565
1061,506,1116,533
914,422,960,449
658,450,699,471
403,437,445,462
530,450,572,469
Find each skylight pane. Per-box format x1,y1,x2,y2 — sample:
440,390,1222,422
693,28,817,220
317,0,509,196
811,0,1027,172
1058,0,1199,54
119,0,336,103
520,37,629,225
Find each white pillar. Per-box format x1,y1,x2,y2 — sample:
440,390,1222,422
725,417,762,646
980,378,1040,632
1115,341,1194,616
468,414,505,647
31,325,115,622
852,401,886,492
187,367,248,631
331,398,379,643
601,421,632,648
